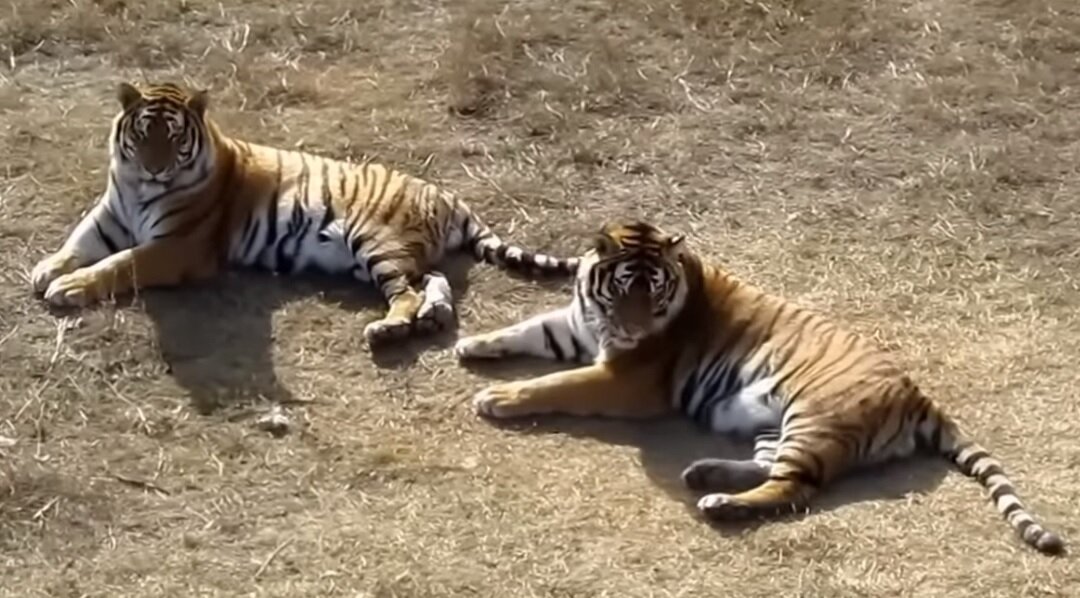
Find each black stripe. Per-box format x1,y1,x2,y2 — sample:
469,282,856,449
1001,501,1023,518
358,163,371,203
976,462,1004,484
297,154,311,209
263,192,279,251
960,450,991,471
990,483,1017,502
541,324,565,361
350,170,362,207
138,166,209,212
94,220,119,253
110,171,126,204
691,359,736,423
348,231,369,257
100,202,132,242
1015,518,1035,536
928,418,943,453
678,370,700,412
366,250,389,273
871,408,909,458
239,215,259,262
569,332,586,362
370,166,393,210
154,199,216,240
381,178,408,215
373,269,406,298
777,445,826,480
275,201,305,274
148,203,190,231
320,158,331,206
317,201,337,241
769,454,822,487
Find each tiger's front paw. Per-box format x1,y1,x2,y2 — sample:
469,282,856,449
43,269,103,307
453,334,504,360
363,316,412,346
472,383,527,419
31,252,78,294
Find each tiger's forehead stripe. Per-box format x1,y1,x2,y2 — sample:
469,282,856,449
605,223,670,250
135,83,191,104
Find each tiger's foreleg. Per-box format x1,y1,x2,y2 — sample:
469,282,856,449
455,307,588,363
471,362,669,419
42,239,217,307
32,198,133,295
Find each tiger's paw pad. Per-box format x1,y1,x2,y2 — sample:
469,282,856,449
682,461,724,491
43,272,99,307
363,317,412,345
31,254,77,294
453,335,502,360
697,493,753,521
681,459,769,492
472,384,522,419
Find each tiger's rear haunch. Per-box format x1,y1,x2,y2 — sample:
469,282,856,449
454,221,1066,555
31,81,578,344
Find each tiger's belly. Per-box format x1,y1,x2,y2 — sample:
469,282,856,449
703,376,784,435
294,220,368,279
227,206,369,281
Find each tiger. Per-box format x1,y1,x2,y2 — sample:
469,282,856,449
453,220,1066,555
29,81,578,345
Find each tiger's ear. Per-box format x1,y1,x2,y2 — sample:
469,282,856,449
592,233,619,256
186,88,209,117
665,234,688,261
117,82,142,110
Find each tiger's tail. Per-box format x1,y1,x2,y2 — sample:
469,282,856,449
917,402,1065,555
450,197,579,278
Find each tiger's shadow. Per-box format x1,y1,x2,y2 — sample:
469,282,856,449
139,253,550,416
461,359,951,538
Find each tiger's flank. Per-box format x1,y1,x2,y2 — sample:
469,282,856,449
454,220,1066,556
30,82,578,345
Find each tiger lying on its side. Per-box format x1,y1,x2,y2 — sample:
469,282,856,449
454,220,1065,555
31,81,577,344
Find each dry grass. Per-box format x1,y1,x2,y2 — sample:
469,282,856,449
2,0,1080,595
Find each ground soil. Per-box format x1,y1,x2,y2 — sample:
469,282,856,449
1,0,1079,596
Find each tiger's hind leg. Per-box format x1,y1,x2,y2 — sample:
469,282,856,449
413,271,455,335
362,255,427,345
681,428,778,493
696,431,850,521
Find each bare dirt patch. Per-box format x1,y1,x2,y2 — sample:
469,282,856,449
2,0,1079,596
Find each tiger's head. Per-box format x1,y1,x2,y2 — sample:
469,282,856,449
112,82,211,183
579,221,690,340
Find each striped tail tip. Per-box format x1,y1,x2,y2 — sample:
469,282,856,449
953,442,1067,556
1026,526,1066,555
476,239,579,278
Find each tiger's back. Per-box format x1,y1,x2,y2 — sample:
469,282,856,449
212,142,460,278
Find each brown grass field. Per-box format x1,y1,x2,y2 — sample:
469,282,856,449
2,0,1079,595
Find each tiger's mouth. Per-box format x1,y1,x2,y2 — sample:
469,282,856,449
612,286,657,336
